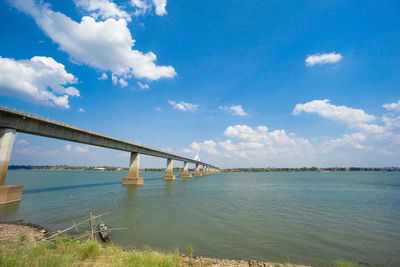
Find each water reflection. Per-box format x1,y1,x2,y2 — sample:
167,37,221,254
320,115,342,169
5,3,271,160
123,185,141,202
0,201,20,219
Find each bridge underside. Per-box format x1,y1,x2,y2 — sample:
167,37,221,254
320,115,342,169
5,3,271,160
0,126,220,204
0,107,220,204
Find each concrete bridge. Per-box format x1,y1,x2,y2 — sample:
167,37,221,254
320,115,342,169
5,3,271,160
0,106,220,204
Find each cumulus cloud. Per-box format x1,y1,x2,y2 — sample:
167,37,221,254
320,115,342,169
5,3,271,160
305,52,342,66
131,0,167,16
11,0,176,86
74,146,90,153
321,132,369,152
137,81,149,89
223,125,311,151
0,56,79,108
153,0,167,15
219,105,248,116
383,100,400,112
78,108,85,112
168,100,198,112
187,140,218,155
184,125,312,162
74,0,131,21
182,100,400,166
98,73,108,80
353,123,384,134
219,140,236,151
293,99,375,124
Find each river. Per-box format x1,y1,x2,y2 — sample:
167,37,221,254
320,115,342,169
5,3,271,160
1,170,399,266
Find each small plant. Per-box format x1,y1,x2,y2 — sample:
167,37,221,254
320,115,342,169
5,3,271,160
82,239,100,259
186,243,194,258
18,234,27,241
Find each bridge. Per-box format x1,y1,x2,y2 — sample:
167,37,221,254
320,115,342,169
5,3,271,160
0,106,220,204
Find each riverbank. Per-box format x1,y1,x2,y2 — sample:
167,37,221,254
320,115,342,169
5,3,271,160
0,222,357,267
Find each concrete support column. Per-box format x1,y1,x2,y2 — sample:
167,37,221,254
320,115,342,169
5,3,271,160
179,161,192,178
203,166,207,175
163,158,176,180
122,152,144,185
0,128,23,204
194,163,201,177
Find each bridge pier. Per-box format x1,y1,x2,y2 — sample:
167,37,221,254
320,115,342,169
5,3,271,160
194,163,202,176
179,161,192,178
0,128,23,205
122,152,144,185
163,158,176,180
201,166,206,176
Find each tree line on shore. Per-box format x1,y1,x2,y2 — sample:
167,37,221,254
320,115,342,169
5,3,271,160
8,165,400,172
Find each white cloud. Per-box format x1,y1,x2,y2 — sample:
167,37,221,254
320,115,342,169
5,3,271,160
65,144,72,151
305,52,342,66
119,78,128,87
321,132,369,152
167,100,198,112
131,0,152,15
0,56,79,108
78,108,85,112
184,125,312,162
17,139,29,145
74,0,131,21
220,105,248,116
219,140,236,151
12,0,176,86
98,73,108,80
352,123,384,134
293,99,375,124
137,81,149,89
131,0,167,16
188,140,218,155
383,100,400,112
183,100,400,166
153,0,167,15
74,146,90,153
382,115,400,134
223,125,310,151
111,74,128,87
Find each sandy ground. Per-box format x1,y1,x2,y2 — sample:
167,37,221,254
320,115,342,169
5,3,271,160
0,223,46,242
181,255,310,267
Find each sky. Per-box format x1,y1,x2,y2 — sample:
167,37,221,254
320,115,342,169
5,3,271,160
1,0,399,168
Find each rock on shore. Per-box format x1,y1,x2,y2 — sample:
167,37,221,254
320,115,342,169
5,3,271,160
181,255,310,267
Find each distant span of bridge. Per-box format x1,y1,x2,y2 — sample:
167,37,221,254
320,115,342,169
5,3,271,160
0,106,220,204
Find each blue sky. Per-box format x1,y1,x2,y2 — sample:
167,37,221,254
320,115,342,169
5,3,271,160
1,0,399,168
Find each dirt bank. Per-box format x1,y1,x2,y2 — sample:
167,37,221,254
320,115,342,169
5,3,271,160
0,222,46,242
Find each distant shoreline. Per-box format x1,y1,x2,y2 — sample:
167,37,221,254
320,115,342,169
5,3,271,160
8,165,400,173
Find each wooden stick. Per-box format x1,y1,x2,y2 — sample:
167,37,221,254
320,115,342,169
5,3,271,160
45,212,110,240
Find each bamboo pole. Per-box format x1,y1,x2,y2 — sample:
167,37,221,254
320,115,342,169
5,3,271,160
45,212,110,240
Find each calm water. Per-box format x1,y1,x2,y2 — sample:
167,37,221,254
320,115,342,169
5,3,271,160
1,170,399,266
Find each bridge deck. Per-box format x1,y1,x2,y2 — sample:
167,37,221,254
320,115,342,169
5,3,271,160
0,106,218,169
